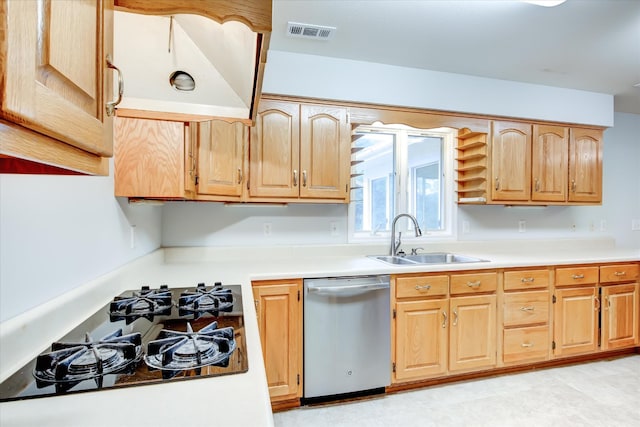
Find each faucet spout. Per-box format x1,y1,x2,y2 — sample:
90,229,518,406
389,214,423,256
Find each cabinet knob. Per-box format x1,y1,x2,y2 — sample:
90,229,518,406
521,343,534,348
521,277,535,283
415,284,432,291
237,168,243,184
466,281,481,288
105,54,123,117
293,170,298,187
571,179,577,192
495,177,500,191
534,178,540,192
442,310,447,328
520,306,535,312
302,170,308,187
572,274,585,280
613,271,626,276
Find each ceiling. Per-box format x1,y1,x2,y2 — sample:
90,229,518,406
270,0,640,114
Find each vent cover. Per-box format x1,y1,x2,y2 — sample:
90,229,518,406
287,22,336,40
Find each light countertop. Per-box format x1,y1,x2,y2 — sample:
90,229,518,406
1,238,638,426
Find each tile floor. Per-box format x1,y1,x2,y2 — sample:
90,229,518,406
274,354,640,427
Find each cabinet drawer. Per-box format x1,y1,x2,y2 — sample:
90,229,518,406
396,275,449,298
600,264,639,283
503,291,549,327
555,266,599,287
450,272,497,295
503,325,549,364
504,269,549,290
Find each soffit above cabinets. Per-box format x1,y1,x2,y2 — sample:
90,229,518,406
113,11,259,120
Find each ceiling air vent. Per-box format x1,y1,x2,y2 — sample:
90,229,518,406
287,22,336,40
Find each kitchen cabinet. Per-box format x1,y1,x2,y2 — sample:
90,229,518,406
252,280,303,405
501,268,551,365
393,275,449,381
0,0,115,175
249,99,351,202
553,266,600,357
600,264,639,350
461,120,603,205
392,271,497,383
114,117,197,198
568,128,603,203
197,120,247,199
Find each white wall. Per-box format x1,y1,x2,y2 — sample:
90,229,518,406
162,112,639,250
262,50,614,127
0,165,162,321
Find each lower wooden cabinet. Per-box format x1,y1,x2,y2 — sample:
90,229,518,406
449,294,496,372
553,286,599,357
252,280,302,404
601,283,639,350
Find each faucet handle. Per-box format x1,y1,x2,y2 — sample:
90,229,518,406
411,247,424,255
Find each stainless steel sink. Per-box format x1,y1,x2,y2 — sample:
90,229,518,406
369,252,488,266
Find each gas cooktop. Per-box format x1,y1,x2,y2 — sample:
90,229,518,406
0,283,247,402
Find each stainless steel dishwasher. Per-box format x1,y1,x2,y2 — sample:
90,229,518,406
303,275,391,400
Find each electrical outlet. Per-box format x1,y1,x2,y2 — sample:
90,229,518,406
330,221,339,236
263,223,272,236
600,220,607,232
571,223,576,232
632,219,640,231
462,221,470,234
518,220,526,233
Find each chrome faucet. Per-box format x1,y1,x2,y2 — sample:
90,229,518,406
390,214,422,255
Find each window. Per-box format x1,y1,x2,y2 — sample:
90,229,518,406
349,124,455,241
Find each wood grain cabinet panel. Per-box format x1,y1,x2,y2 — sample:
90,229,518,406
568,128,602,203
531,125,568,202
450,272,497,295
503,325,549,364
504,269,550,290
252,280,302,403
114,117,196,198
553,286,598,357
394,299,448,381
1,0,114,175
197,120,246,198
600,264,639,284
396,275,449,299
503,291,549,327
491,121,532,201
555,266,599,287
601,283,639,350
449,294,497,372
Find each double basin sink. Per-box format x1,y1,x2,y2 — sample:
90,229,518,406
370,252,488,266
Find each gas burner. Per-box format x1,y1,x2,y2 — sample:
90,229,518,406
110,285,173,324
178,283,233,319
33,329,142,393
144,321,235,380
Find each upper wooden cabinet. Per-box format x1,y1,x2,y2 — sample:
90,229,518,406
0,0,115,175
249,99,351,203
114,116,197,198
568,128,603,203
474,120,603,205
197,120,246,199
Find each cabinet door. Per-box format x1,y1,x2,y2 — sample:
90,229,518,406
114,117,189,198
491,121,532,201
531,125,568,202
449,295,496,372
197,120,245,197
601,284,639,350
568,128,602,203
252,281,302,401
553,287,598,357
249,100,300,198
2,0,113,156
299,104,350,200
394,299,448,382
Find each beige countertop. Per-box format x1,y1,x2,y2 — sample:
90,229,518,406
1,238,638,426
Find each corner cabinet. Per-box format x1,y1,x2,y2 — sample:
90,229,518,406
0,0,115,175
458,120,603,206
252,280,303,407
249,99,351,203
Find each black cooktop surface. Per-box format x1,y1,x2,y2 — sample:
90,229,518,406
0,283,247,402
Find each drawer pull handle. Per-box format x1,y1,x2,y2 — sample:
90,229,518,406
614,271,626,276
415,284,432,291
466,281,481,288
572,274,585,279
521,277,535,283
521,343,534,348
442,310,447,328
520,306,535,312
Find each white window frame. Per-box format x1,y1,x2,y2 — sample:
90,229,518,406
348,125,456,243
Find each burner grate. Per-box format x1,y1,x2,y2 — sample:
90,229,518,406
178,283,234,319
109,285,173,323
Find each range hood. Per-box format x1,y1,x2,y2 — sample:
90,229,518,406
113,9,267,121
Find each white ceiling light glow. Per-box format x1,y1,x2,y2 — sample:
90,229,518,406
523,1,567,6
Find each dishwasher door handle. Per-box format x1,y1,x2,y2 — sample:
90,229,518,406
307,283,389,295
